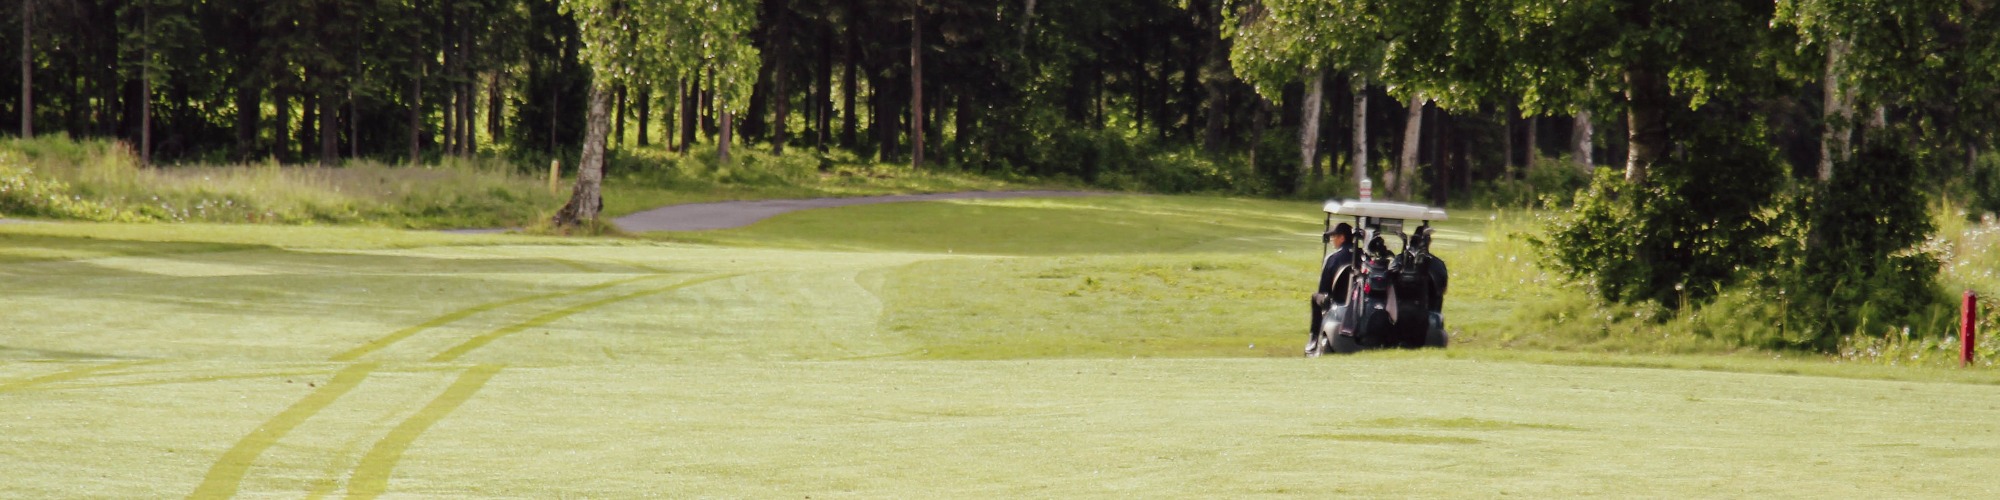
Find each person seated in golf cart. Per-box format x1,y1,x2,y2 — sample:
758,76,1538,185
1410,226,1448,313
1307,222,1357,355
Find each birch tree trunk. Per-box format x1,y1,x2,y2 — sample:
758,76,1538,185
1394,94,1426,199
1298,69,1325,191
1819,38,1854,182
553,83,611,228
1572,110,1593,172
1623,66,1670,184
1351,76,1368,187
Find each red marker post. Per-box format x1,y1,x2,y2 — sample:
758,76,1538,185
1965,291,1979,368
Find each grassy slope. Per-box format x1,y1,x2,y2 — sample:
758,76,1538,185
3,196,2000,497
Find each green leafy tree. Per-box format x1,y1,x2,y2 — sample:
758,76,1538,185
1229,0,1387,190
553,0,759,228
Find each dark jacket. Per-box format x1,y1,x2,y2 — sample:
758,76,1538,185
1317,244,1356,296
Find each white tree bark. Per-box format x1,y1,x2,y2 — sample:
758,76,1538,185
1394,93,1427,199
1350,76,1369,187
1299,69,1325,190
1819,37,1854,182
1572,110,1593,172
553,83,612,227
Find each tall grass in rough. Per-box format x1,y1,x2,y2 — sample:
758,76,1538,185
0,136,561,228
1835,201,2000,368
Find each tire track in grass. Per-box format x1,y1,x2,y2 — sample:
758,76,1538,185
428,273,740,362
330,274,671,362
188,362,379,500
0,360,164,393
327,274,738,496
343,364,504,499
54,369,332,392
197,273,736,497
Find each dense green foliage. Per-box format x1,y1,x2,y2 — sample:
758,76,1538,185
1538,122,1787,310
1778,138,1945,349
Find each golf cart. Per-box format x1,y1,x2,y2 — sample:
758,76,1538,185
1307,184,1450,356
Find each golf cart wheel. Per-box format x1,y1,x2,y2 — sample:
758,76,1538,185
1328,334,1365,354
1425,313,1448,348
1425,327,1449,348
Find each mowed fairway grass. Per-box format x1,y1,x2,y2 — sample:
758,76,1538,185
3,195,2000,498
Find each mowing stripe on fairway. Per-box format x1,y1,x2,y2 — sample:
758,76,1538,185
427,273,741,362
343,364,504,499
0,359,164,393
329,274,673,362
189,362,379,500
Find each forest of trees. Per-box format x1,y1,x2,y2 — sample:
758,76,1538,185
12,0,2000,211
13,1,1995,198
0,0,1701,194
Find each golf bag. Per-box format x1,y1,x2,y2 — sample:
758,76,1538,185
1326,237,1448,352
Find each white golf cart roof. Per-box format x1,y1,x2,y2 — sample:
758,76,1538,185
1323,199,1448,221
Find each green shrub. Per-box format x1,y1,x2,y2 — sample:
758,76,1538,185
1534,123,1786,311
1769,138,1945,350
